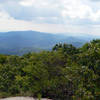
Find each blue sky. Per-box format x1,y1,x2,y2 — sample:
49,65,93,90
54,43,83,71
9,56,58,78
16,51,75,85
0,0,100,35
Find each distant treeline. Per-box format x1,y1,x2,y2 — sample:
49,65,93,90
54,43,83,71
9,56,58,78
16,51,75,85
0,40,100,100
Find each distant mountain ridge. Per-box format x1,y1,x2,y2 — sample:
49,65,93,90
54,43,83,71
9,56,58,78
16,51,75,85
0,31,95,55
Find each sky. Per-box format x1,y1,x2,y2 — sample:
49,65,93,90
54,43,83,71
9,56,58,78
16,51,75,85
0,0,100,35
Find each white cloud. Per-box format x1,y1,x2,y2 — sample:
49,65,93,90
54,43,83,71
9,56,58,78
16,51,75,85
0,10,11,19
19,0,50,7
19,0,35,6
2,0,100,22
0,10,65,33
89,10,100,21
0,12,100,36
19,0,100,22
0,0,100,36
61,0,100,21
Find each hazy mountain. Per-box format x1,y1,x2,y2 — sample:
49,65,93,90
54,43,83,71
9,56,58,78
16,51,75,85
0,31,95,55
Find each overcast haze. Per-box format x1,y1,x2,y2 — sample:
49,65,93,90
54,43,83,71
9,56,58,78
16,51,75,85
0,0,100,35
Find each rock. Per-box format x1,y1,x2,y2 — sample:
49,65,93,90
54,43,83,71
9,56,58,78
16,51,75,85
0,97,52,100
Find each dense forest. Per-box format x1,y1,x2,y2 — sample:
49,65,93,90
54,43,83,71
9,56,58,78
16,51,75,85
0,39,100,100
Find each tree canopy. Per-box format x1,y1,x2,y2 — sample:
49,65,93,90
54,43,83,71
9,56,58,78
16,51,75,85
0,40,100,100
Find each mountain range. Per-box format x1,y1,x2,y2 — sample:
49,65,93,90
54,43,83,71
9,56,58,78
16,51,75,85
0,31,97,55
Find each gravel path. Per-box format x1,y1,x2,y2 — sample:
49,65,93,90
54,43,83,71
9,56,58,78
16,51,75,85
0,97,52,100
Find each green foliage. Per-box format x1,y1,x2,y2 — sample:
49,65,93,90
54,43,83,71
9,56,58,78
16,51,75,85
0,40,100,100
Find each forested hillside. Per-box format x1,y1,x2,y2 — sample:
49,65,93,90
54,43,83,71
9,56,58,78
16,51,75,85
0,40,100,100
0,31,93,55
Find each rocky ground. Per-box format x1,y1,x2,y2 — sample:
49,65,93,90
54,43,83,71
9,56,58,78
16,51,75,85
0,97,52,100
